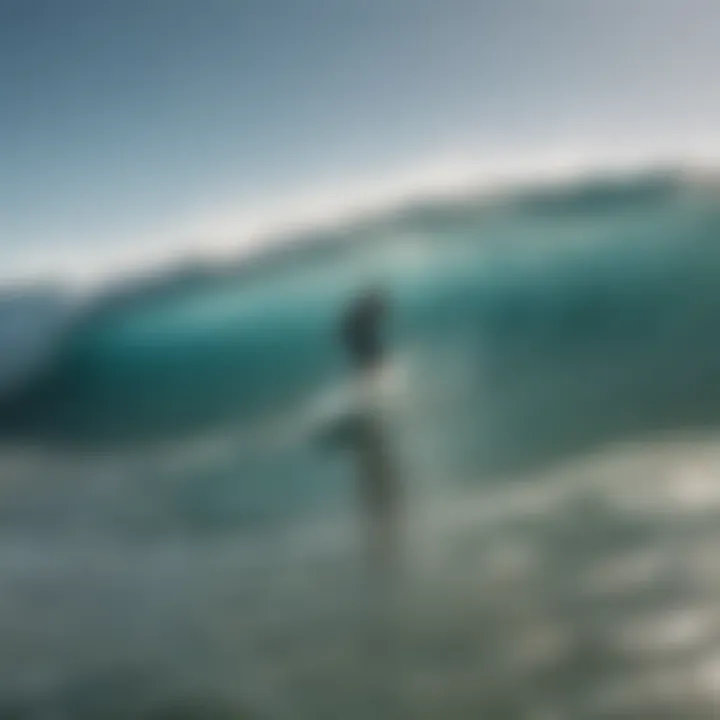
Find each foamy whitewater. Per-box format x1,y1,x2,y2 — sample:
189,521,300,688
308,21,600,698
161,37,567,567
3,164,720,717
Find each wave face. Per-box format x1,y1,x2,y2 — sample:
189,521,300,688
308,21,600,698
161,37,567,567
3,170,720,716
3,171,720,458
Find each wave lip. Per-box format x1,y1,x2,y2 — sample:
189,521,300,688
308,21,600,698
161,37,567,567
5,145,720,289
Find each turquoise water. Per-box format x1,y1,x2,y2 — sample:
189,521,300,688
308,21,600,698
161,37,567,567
3,171,720,716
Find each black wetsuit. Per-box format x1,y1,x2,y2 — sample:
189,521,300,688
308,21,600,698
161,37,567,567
341,291,386,371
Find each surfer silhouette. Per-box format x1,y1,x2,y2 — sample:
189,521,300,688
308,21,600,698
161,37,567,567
340,287,399,566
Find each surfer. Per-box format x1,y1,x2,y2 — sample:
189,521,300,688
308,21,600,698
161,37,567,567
340,287,399,566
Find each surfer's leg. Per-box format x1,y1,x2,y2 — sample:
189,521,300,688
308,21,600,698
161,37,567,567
356,415,400,569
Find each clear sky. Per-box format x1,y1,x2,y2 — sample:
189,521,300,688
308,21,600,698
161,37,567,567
3,0,720,284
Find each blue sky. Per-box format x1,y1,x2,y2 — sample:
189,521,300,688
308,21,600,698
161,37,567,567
3,0,720,283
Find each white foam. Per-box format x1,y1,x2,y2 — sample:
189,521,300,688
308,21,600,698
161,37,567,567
6,137,720,291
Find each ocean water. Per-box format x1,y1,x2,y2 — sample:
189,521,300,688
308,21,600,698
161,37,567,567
2,170,720,717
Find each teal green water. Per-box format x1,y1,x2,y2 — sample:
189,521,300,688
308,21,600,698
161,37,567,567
3,172,720,716
5,172,720,492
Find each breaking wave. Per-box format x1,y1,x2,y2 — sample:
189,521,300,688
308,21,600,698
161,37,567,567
3,166,720,717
